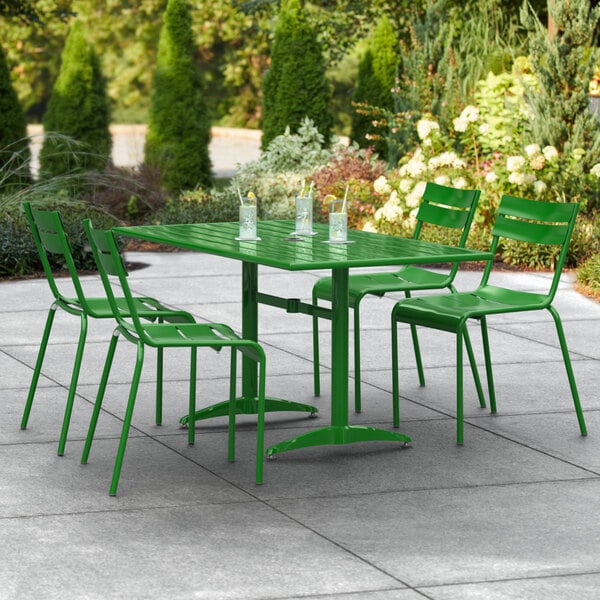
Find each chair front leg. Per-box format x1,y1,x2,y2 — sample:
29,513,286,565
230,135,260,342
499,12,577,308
255,347,267,485
548,306,587,436
156,346,163,425
353,300,362,413
188,347,196,445
480,316,497,413
228,348,237,463
456,328,464,445
463,326,487,408
391,307,401,429
58,311,88,456
109,340,145,496
21,305,57,430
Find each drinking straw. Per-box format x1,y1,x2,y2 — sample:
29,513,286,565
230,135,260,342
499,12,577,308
237,188,243,205
300,178,306,197
342,183,349,213
308,181,314,197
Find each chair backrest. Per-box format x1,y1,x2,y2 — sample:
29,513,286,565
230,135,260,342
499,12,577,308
82,219,146,336
23,202,89,309
413,182,481,276
481,194,579,300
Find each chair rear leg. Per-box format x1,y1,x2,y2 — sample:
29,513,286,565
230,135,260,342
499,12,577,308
353,303,362,413
456,328,464,445
156,347,163,425
312,293,321,397
480,317,497,413
109,341,145,496
21,305,57,429
82,331,119,463
463,326,487,408
548,307,587,435
391,308,401,429
188,347,196,445
256,349,266,485
228,348,237,463
58,312,88,456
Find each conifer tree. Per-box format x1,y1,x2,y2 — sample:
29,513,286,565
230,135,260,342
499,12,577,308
350,15,399,162
521,0,600,169
261,0,333,150
0,43,30,187
145,0,212,192
39,20,111,178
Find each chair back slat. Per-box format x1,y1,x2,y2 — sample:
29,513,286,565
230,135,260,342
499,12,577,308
417,201,470,230
493,215,570,245
417,183,480,234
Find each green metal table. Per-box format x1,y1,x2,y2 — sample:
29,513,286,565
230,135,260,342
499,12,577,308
115,220,491,457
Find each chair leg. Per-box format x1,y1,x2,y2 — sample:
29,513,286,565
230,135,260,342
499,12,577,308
81,331,119,464
405,291,426,387
256,348,266,485
353,301,362,413
21,305,57,430
156,347,163,425
391,307,401,429
480,317,497,413
548,306,587,435
109,341,145,496
463,326,487,408
312,292,321,397
188,347,196,445
228,348,237,463
456,328,464,445
57,311,88,456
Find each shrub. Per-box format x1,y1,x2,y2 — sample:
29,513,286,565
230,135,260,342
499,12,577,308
145,0,212,193
153,188,239,225
261,0,333,149
0,44,30,188
39,20,112,179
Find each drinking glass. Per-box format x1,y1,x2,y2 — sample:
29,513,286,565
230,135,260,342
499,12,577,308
237,196,258,240
294,195,314,235
328,200,348,243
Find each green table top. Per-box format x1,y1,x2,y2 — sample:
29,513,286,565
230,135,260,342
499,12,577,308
115,220,492,270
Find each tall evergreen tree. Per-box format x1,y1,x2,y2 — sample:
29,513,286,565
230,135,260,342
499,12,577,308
0,43,30,187
521,0,600,169
144,0,212,193
261,0,333,149
39,19,111,178
350,15,399,162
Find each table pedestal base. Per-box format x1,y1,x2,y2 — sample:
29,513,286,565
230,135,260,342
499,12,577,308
266,425,411,457
179,396,318,426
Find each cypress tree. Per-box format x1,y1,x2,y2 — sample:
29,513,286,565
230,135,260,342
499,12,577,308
350,15,399,162
261,0,333,150
145,0,212,193
521,0,600,168
0,43,31,187
39,20,111,178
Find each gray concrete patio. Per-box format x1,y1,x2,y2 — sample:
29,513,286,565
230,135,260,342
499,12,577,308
2,250,600,599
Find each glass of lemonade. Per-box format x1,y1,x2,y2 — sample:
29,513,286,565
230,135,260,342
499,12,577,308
294,195,314,235
238,195,258,240
328,199,348,242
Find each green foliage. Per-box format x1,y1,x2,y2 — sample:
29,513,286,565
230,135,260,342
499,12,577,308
261,0,333,149
144,0,212,193
0,44,30,188
233,118,332,219
351,15,399,161
39,19,112,178
0,200,116,277
521,0,600,171
153,188,239,225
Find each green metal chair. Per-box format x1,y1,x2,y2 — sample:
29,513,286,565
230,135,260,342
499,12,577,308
312,182,483,412
391,195,587,444
81,220,267,495
21,202,194,456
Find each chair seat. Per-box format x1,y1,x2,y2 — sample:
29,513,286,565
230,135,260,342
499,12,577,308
61,296,190,321
313,266,453,305
393,285,549,332
134,321,241,347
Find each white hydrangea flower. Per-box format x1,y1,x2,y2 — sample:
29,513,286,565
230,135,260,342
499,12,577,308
506,155,526,172
406,181,425,208
453,157,467,169
508,171,526,186
373,175,391,195
438,151,460,167
529,153,546,171
362,221,378,233
452,177,467,189
533,180,547,196
524,173,537,185
542,145,559,161
381,201,403,221
525,144,541,158
478,123,491,135
374,207,384,221
416,119,440,141
399,178,413,193
405,158,427,178
388,189,399,205
461,105,479,122
428,156,441,169
434,174,451,186
453,116,469,132
590,163,600,178
485,171,498,183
